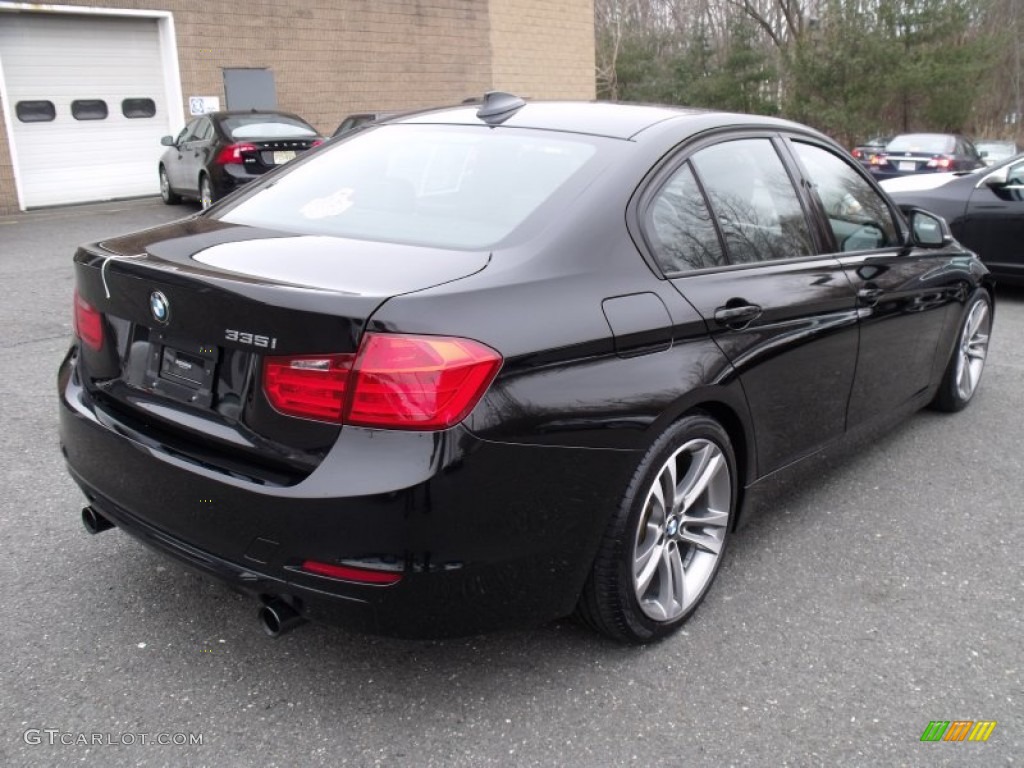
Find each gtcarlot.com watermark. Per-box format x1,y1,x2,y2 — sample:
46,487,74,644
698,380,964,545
24,729,203,746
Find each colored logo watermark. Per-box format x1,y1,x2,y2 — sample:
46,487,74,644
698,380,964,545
920,720,997,742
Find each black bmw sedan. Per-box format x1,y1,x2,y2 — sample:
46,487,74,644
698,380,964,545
61,94,993,644
882,152,1024,285
158,110,323,209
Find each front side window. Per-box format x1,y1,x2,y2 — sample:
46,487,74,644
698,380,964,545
192,119,213,142
218,125,600,249
691,138,814,264
645,163,725,273
791,141,900,252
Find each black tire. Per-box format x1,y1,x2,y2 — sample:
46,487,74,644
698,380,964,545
578,412,737,644
199,175,214,210
159,166,181,205
930,289,992,413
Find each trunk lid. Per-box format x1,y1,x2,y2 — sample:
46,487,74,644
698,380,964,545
73,216,488,483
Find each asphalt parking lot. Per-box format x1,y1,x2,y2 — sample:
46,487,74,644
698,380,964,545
1,197,1021,767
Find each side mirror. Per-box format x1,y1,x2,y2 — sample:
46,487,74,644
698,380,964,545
160,135,175,147
979,150,988,158
901,208,953,248
982,166,1009,189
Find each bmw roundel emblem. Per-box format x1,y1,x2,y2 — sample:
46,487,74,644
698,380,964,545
150,291,170,324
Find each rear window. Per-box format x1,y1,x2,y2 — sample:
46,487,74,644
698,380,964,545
220,115,318,140
886,134,955,154
217,125,600,249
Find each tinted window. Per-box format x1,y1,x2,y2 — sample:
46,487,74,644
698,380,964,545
122,98,156,118
192,119,213,142
71,99,108,121
645,163,725,273
791,142,900,252
691,139,813,264
220,114,317,140
16,100,56,123
219,125,599,249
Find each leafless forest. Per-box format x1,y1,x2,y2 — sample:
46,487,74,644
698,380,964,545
595,0,1022,144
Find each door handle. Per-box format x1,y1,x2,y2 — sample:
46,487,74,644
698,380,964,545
858,286,883,305
713,303,762,328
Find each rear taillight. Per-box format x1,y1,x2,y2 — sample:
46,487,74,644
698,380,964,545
927,155,953,169
214,142,257,165
871,154,888,166
852,148,863,159
311,139,323,147
72,290,103,351
263,354,354,421
262,333,501,430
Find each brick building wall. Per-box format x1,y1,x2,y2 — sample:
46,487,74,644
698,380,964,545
0,0,595,215
489,0,595,100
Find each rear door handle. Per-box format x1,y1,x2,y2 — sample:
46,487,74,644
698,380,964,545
713,304,762,328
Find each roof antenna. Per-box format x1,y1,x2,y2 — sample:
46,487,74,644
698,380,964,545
476,91,525,125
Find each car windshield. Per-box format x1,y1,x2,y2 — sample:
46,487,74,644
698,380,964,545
217,125,601,249
886,134,955,153
221,115,318,139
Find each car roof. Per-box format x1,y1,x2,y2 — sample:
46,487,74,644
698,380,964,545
389,100,827,142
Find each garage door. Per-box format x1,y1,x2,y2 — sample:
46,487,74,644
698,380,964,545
0,13,172,208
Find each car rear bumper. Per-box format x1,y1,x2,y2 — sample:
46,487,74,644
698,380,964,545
58,349,639,637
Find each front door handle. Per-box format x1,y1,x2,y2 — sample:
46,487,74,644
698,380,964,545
858,286,883,306
713,303,762,328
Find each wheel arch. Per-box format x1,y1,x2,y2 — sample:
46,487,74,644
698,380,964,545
646,385,757,531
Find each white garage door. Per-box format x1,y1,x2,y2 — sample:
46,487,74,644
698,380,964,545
0,13,172,208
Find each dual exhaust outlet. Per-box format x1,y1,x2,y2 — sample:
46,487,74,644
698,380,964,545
80,505,307,637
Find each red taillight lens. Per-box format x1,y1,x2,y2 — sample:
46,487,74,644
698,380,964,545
262,333,501,429
263,354,355,421
214,142,257,164
871,154,887,166
311,139,323,147
928,156,952,169
301,560,402,585
852,148,863,159
72,289,103,351
348,334,502,429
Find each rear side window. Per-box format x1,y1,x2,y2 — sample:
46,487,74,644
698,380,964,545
791,141,900,252
645,163,725,273
218,125,600,249
691,139,813,264
16,100,56,122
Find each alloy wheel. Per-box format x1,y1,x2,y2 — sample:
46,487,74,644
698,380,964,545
954,299,990,402
632,438,732,622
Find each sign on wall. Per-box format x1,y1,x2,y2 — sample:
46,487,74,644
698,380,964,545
189,96,220,115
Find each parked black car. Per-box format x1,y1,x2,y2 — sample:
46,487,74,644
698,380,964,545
159,111,323,209
850,135,891,166
869,132,984,180
883,152,1024,285
62,94,993,644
